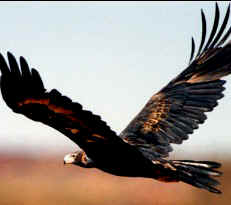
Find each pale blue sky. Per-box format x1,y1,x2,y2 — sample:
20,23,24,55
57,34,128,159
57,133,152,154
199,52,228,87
0,1,230,158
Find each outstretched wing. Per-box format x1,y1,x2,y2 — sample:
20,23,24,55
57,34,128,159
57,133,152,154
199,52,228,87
0,52,120,154
120,3,231,160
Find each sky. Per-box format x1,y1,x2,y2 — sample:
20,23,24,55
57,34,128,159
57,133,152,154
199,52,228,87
0,1,230,159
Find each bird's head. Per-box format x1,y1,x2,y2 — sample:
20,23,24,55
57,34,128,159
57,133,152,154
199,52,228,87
64,150,94,168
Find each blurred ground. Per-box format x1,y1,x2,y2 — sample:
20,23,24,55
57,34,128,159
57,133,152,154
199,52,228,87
0,153,230,205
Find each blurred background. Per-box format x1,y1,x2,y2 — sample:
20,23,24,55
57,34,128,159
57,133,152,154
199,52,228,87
0,1,230,204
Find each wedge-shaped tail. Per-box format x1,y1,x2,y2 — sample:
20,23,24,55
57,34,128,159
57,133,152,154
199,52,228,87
153,159,222,194
172,160,222,194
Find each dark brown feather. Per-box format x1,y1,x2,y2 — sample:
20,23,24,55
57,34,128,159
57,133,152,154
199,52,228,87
120,4,231,160
0,4,228,195
0,52,119,153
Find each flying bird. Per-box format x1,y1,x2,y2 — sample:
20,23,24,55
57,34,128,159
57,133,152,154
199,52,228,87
1,3,231,194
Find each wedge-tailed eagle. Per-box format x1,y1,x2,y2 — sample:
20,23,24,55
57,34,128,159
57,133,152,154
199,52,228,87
0,3,231,194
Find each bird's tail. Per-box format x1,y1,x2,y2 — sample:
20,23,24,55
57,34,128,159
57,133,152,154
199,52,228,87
153,159,222,194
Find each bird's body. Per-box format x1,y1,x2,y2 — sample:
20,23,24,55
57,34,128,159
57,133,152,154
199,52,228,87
1,3,231,194
87,142,154,178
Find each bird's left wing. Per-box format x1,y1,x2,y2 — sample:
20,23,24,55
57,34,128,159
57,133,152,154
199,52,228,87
0,52,119,151
120,3,231,160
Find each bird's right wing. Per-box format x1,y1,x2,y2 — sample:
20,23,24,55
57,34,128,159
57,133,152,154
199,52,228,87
120,3,231,160
0,52,120,154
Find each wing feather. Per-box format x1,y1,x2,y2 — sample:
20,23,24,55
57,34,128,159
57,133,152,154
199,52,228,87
120,4,231,160
202,3,220,53
0,52,119,154
195,10,207,59
189,37,195,63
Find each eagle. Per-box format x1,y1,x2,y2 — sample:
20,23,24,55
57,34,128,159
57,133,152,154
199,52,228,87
0,3,230,194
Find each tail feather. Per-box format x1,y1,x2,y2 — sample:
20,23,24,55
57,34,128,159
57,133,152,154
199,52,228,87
171,160,222,194
152,159,222,194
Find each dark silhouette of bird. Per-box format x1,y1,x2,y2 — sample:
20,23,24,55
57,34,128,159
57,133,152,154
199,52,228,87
0,3,231,194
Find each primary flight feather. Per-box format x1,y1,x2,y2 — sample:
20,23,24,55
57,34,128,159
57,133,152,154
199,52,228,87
1,3,231,194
